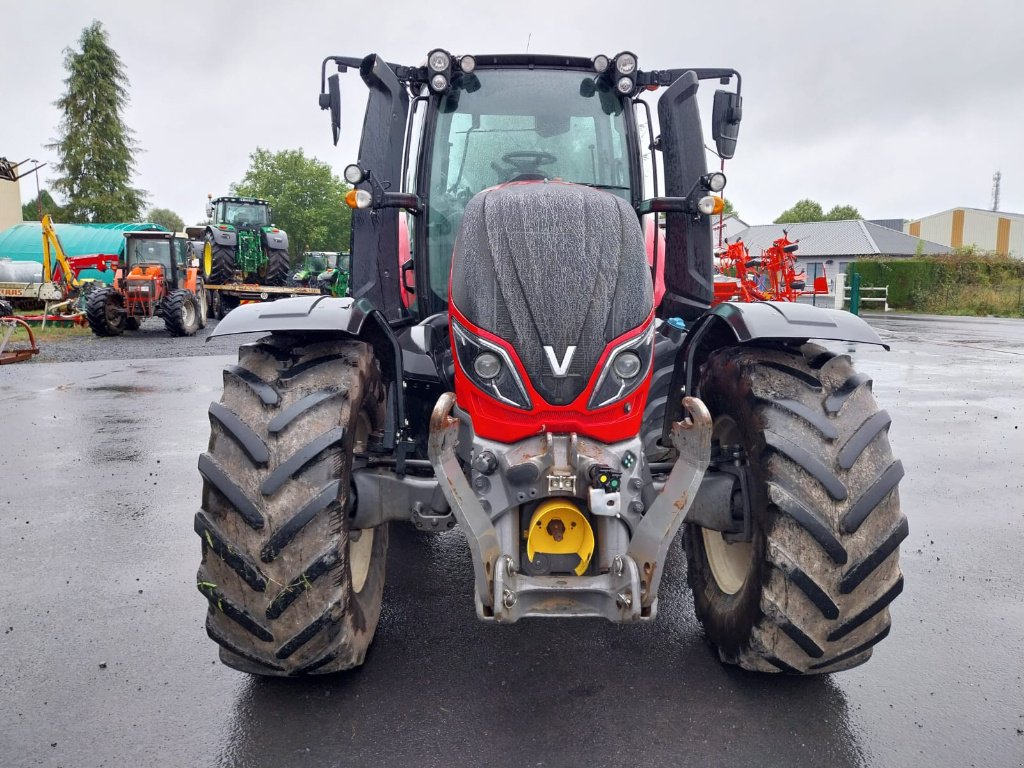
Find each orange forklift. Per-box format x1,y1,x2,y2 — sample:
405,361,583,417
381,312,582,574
86,231,208,337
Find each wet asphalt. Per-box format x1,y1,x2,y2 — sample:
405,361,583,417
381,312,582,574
1,313,1022,768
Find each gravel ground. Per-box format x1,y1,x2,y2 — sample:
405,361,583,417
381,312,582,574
29,316,262,363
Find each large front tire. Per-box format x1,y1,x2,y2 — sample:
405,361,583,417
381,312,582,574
163,290,201,337
684,343,907,674
85,286,125,337
262,248,291,287
208,238,236,285
196,337,389,676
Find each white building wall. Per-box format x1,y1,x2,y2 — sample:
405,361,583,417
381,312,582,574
911,211,953,245
906,208,1024,257
961,214,998,251
1003,219,1019,255
0,179,23,231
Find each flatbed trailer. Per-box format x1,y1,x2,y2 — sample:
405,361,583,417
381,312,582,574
204,282,325,319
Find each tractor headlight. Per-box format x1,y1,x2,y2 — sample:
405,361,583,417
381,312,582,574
616,76,634,95
452,319,531,409
612,350,642,379
473,352,502,380
430,73,449,92
588,324,655,410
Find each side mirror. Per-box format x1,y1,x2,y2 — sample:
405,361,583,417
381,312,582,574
711,90,742,160
205,204,214,220
319,73,342,145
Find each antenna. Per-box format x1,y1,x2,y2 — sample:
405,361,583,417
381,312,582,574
991,170,1001,212
526,33,532,53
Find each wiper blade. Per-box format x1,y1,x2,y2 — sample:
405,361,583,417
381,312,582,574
567,182,630,190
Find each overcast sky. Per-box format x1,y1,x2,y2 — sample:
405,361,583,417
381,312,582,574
2,0,1021,227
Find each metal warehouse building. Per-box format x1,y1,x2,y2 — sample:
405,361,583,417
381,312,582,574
905,207,1024,257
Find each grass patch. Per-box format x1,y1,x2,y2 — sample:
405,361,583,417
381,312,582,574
9,310,92,341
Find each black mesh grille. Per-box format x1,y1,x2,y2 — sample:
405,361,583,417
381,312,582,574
450,182,653,405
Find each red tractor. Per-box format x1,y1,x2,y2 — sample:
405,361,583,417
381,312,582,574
195,50,906,678
86,231,208,337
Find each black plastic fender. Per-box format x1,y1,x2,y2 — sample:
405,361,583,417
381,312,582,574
261,228,289,252
663,301,889,436
208,296,405,451
206,226,237,247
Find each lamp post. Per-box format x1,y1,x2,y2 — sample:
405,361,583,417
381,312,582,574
28,159,43,221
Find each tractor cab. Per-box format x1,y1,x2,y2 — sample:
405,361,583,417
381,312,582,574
207,197,273,231
124,232,181,280
320,51,742,323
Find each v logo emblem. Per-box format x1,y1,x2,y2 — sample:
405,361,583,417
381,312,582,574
543,345,576,377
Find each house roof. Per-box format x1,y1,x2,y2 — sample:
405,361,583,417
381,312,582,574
909,207,1024,222
728,219,952,258
0,221,167,262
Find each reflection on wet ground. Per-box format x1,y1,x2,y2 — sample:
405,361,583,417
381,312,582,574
1,315,1022,767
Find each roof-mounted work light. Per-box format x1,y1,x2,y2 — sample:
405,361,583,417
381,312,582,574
611,51,638,95
427,48,453,93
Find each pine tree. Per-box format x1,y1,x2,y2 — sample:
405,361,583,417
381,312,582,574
48,21,145,222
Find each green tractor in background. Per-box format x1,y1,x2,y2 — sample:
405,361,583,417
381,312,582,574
290,250,349,297
188,196,291,286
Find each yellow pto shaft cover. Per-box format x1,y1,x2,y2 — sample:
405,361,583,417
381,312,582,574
526,499,595,576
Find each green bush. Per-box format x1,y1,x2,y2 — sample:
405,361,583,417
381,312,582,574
848,253,1024,316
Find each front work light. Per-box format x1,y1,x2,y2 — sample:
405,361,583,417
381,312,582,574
592,54,610,74
459,55,476,73
614,52,637,75
343,164,365,184
430,73,449,92
703,171,727,192
616,76,634,94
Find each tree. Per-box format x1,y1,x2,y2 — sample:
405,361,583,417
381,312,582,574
774,199,825,224
824,204,862,221
146,207,185,232
722,198,739,219
48,21,145,223
232,148,351,257
21,190,63,221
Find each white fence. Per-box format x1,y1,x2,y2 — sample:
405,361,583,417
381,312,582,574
800,273,890,312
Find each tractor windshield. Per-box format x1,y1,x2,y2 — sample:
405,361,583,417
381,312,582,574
424,68,632,306
217,201,270,229
126,239,172,272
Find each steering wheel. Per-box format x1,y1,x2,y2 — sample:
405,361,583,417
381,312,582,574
501,151,557,170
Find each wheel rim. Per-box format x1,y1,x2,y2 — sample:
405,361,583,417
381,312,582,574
702,414,753,596
106,295,123,328
203,242,212,277
199,288,208,323
182,298,196,327
349,411,373,594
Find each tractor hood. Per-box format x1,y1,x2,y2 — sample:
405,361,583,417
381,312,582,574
450,181,653,405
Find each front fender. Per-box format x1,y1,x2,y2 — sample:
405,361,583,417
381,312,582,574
208,296,405,451
261,227,289,252
207,227,237,247
663,301,889,437
702,301,888,348
208,295,375,339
